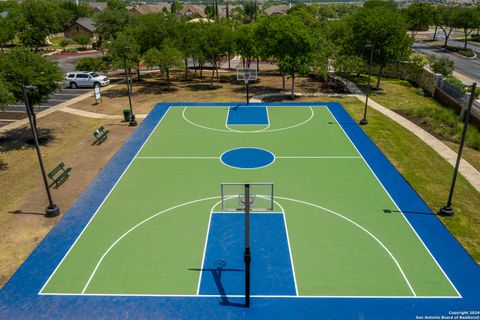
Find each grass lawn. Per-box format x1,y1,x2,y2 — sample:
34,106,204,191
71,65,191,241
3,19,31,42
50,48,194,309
353,75,480,172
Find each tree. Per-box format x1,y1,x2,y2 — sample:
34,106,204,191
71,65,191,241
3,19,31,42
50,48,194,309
349,6,412,89
0,5,18,53
171,0,183,14
452,7,480,49
0,78,15,110
402,3,433,39
363,0,397,12
256,15,317,98
93,2,136,42
243,1,258,22
143,44,184,89
59,38,71,52
17,0,71,51
75,57,110,74
435,6,456,47
0,48,62,126
107,32,141,73
73,35,91,50
235,23,257,67
198,22,229,85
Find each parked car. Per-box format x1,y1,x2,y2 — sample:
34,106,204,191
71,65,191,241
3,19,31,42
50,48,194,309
64,72,110,89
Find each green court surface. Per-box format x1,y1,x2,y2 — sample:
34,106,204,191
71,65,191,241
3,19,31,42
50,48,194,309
40,105,458,297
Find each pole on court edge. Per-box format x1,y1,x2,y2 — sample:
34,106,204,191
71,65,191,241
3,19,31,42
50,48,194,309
244,183,251,307
439,82,477,216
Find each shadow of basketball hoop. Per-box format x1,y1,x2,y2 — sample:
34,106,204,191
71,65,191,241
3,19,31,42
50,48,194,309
189,260,245,308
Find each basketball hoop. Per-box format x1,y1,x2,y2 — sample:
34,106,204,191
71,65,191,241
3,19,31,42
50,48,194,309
236,68,257,105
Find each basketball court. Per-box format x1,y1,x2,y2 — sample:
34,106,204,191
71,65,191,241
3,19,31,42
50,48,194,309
1,102,479,319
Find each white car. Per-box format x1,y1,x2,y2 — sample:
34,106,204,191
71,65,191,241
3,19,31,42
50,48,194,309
64,72,110,89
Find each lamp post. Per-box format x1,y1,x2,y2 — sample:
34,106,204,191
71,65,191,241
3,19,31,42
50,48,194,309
439,82,477,216
22,85,60,218
360,44,374,126
122,46,137,126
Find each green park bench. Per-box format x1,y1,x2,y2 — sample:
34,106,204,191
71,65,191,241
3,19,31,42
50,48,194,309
48,162,72,188
93,126,109,145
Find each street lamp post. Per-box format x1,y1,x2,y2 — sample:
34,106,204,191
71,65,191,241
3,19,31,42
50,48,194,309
360,44,374,126
439,82,477,216
122,46,137,127
22,85,60,218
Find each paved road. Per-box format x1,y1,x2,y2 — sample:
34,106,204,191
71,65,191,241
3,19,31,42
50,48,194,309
421,29,480,53
412,41,480,83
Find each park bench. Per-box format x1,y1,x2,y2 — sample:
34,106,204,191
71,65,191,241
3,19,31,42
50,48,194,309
93,126,109,145
48,162,72,188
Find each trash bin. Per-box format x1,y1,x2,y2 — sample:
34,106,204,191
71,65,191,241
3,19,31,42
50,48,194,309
123,109,131,121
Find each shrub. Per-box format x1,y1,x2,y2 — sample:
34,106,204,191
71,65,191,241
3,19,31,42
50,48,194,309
409,106,480,150
429,56,454,77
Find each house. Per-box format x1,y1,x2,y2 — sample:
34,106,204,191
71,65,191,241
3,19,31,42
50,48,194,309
64,18,96,40
263,4,290,16
177,4,207,18
130,3,171,15
88,2,107,12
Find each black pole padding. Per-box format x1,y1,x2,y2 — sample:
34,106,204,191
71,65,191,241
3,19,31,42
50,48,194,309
439,82,477,216
244,183,251,307
244,247,251,307
22,85,60,218
246,82,250,105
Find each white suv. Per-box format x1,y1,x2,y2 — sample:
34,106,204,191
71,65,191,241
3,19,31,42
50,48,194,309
64,72,110,89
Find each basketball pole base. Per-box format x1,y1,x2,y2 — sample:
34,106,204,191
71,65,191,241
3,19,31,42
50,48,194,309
439,205,454,216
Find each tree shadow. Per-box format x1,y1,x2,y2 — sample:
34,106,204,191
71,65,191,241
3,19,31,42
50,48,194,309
0,127,55,152
186,84,223,91
0,159,7,170
189,261,245,308
135,82,179,95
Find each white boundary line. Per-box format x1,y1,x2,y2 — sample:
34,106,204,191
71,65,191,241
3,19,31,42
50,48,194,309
38,292,461,299
137,156,218,159
325,107,462,298
136,156,362,160
38,107,172,295
275,201,299,296
196,201,221,295
276,156,361,159
182,106,315,134
54,194,422,297
274,196,417,297
40,192,459,298
81,196,220,294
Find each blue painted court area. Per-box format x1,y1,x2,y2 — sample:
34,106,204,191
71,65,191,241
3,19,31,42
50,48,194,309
199,213,296,296
1,102,480,320
227,106,269,125
220,148,275,169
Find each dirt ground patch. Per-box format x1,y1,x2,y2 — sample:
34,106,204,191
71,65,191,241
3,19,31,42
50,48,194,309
0,111,139,287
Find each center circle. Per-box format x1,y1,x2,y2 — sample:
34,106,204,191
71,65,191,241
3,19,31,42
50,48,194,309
220,147,275,169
